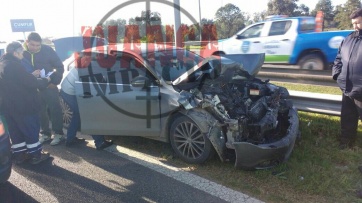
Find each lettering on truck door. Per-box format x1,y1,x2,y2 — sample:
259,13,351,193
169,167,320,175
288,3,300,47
263,20,296,64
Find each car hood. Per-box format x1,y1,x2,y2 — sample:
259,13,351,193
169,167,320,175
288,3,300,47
172,53,265,86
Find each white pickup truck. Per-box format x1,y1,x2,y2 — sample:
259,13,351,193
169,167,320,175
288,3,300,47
203,16,352,70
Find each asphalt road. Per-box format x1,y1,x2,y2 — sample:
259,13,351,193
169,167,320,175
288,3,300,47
0,135,262,203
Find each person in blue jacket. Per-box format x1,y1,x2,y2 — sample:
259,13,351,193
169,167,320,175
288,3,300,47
23,32,65,146
0,41,52,164
332,8,362,149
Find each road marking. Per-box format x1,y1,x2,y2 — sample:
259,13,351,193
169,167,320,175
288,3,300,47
104,144,264,203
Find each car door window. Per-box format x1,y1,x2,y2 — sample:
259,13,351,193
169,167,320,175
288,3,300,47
118,53,159,88
237,24,264,39
300,18,316,33
268,21,292,36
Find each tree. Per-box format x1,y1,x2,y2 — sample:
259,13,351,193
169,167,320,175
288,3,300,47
134,10,162,38
294,4,310,16
334,0,361,30
214,3,248,39
266,0,298,16
201,18,214,25
251,11,268,23
310,0,334,28
103,18,127,43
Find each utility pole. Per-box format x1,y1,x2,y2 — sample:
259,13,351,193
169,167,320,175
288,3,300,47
173,0,182,47
199,0,202,41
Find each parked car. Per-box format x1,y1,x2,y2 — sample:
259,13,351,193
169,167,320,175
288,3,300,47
0,116,12,183
59,43,300,170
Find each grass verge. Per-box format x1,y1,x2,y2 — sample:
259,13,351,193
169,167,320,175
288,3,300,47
113,112,362,203
271,81,341,95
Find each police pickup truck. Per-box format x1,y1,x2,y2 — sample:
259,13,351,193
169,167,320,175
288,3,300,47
205,16,352,70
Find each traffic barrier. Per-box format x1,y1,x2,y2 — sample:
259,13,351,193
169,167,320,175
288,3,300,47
289,90,341,116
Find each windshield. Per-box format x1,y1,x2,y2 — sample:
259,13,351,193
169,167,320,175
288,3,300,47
138,48,264,84
141,49,204,81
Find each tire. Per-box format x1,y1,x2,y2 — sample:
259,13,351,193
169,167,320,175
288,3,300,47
298,53,325,70
59,96,72,129
170,116,213,164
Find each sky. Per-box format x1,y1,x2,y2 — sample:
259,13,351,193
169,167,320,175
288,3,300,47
0,0,348,42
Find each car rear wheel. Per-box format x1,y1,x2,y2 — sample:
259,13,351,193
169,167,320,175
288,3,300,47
298,53,325,70
170,116,213,164
59,96,72,129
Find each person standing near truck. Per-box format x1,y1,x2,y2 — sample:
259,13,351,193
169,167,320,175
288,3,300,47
23,32,65,146
332,8,362,149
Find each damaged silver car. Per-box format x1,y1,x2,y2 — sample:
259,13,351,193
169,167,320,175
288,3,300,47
60,44,300,170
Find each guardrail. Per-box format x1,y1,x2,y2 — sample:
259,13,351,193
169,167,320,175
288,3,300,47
258,69,342,116
289,91,341,116
258,68,336,87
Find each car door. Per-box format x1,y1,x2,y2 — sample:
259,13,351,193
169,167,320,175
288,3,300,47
220,23,266,54
262,20,297,63
75,52,161,137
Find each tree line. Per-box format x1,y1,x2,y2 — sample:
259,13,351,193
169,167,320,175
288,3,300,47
93,0,361,43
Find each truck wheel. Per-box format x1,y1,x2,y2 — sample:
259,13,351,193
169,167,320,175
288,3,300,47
298,54,325,70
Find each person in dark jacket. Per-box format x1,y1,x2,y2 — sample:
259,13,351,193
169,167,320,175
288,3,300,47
23,32,65,146
332,8,362,149
0,41,51,164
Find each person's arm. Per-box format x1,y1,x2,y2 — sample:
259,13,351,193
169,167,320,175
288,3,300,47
21,58,35,73
11,63,44,90
36,77,51,90
48,46,64,85
332,39,344,80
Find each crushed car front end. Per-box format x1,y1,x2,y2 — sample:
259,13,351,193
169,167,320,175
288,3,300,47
177,54,300,169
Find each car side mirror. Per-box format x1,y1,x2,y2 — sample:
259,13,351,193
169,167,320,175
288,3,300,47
131,76,149,87
236,35,245,39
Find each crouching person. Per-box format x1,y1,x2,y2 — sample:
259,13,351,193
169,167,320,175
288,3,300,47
60,55,113,150
0,41,51,164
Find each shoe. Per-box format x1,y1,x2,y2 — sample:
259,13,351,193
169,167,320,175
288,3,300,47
96,140,113,150
13,153,30,164
50,134,64,146
65,137,86,147
39,135,51,144
29,151,50,165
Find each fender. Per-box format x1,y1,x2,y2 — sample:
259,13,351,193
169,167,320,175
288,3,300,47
181,108,228,162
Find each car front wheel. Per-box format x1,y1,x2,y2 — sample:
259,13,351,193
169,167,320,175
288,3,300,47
170,116,213,164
